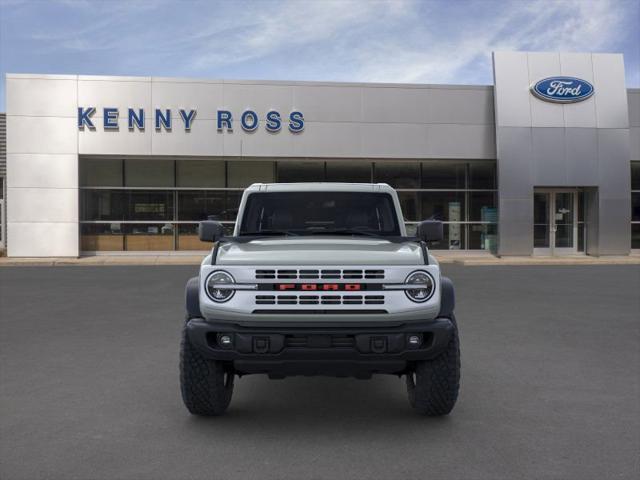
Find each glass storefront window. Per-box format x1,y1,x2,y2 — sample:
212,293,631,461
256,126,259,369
631,162,640,190
80,158,498,251
125,159,174,187
178,191,239,221
81,158,123,186
397,192,419,221
277,161,324,182
326,161,371,182
632,224,640,249
81,190,126,221
426,224,466,250
228,161,274,187
80,223,125,251
469,191,497,221
176,160,225,188
468,223,497,251
122,223,174,251
468,162,496,189
374,161,420,189
421,162,465,189
419,192,465,222
128,191,173,221
632,192,640,222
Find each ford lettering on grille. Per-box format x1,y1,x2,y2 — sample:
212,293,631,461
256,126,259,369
275,283,362,291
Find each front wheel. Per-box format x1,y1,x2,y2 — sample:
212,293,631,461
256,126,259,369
406,315,460,416
180,323,234,416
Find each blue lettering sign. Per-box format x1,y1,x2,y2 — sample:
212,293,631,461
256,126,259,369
531,77,594,103
241,110,259,132
217,110,233,131
128,108,145,130
78,107,96,129
265,110,281,132
155,109,172,130
103,108,119,129
288,111,304,133
179,109,197,130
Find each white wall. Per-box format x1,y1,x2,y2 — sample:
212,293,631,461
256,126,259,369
6,75,79,257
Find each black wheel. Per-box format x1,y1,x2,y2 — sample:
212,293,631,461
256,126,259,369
180,323,234,416
406,315,460,416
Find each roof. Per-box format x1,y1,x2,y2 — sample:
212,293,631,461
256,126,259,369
245,182,395,193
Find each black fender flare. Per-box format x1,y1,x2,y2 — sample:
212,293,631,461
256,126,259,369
185,276,202,319
438,276,455,318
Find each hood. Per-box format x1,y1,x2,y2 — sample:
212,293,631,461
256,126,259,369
216,237,424,266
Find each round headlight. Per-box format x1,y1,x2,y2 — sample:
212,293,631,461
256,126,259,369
206,270,235,302
405,270,435,303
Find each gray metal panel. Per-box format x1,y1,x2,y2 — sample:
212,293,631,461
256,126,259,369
630,126,640,161
592,54,629,129
498,198,534,256
597,198,631,254
492,52,532,127
427,124,495,158
361,87,429,124
560,53,597,128
292,84,362,123
495,126,533,199
565,128,598,185
360,123,427,158
426,88,494,125
597,129,631,199
531,127,567,185
628,90,640,127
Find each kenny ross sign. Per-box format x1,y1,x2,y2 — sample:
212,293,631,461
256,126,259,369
77,107,304,133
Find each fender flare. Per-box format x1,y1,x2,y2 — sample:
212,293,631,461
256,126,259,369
438,276,455,318
185,276,202,319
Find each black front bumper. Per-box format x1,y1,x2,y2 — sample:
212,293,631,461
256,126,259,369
186,317,454,378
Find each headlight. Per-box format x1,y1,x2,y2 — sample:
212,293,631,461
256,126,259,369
405,270,435,303
206,270,235,302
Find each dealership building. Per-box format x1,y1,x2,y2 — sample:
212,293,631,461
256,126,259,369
1,51,639,257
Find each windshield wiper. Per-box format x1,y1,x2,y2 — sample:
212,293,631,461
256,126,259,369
239,229,300,236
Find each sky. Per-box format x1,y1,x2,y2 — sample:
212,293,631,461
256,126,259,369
0,0,639,111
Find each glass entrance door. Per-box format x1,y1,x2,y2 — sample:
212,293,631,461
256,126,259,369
533,190,578,255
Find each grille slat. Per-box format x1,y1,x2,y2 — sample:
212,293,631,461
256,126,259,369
255,269,385,280
255,294,384,306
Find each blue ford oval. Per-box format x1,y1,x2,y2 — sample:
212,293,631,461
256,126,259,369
531,77,594,103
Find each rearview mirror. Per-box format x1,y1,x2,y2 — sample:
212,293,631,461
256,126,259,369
198,220,225,242
417,220,443,243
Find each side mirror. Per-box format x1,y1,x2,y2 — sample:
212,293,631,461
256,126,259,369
417,220,443,243
198,220,225,242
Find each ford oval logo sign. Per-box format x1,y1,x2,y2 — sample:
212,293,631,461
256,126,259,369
531,77,594,103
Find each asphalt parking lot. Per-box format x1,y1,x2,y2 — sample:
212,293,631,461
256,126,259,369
1,264,638,480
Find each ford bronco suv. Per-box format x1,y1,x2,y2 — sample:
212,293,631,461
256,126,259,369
180,183,460,416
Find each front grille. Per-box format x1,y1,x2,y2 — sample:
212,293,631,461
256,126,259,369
255,294,385,305
255,269,385,280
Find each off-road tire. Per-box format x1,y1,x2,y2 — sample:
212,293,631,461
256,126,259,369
180,323,234,416
406,315,460,416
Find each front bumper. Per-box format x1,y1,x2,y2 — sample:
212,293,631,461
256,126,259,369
186,317,454,378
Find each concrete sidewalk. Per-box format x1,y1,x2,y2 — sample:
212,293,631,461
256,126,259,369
1,252,639,266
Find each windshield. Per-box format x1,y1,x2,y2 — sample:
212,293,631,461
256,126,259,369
239,191,401,237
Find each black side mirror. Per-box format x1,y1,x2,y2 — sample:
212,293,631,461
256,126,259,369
417,220,443,243
198,220,225,242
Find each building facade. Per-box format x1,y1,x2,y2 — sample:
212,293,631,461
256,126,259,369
3,51,640,257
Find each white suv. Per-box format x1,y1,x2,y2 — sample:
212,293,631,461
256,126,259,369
180,183,460,416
